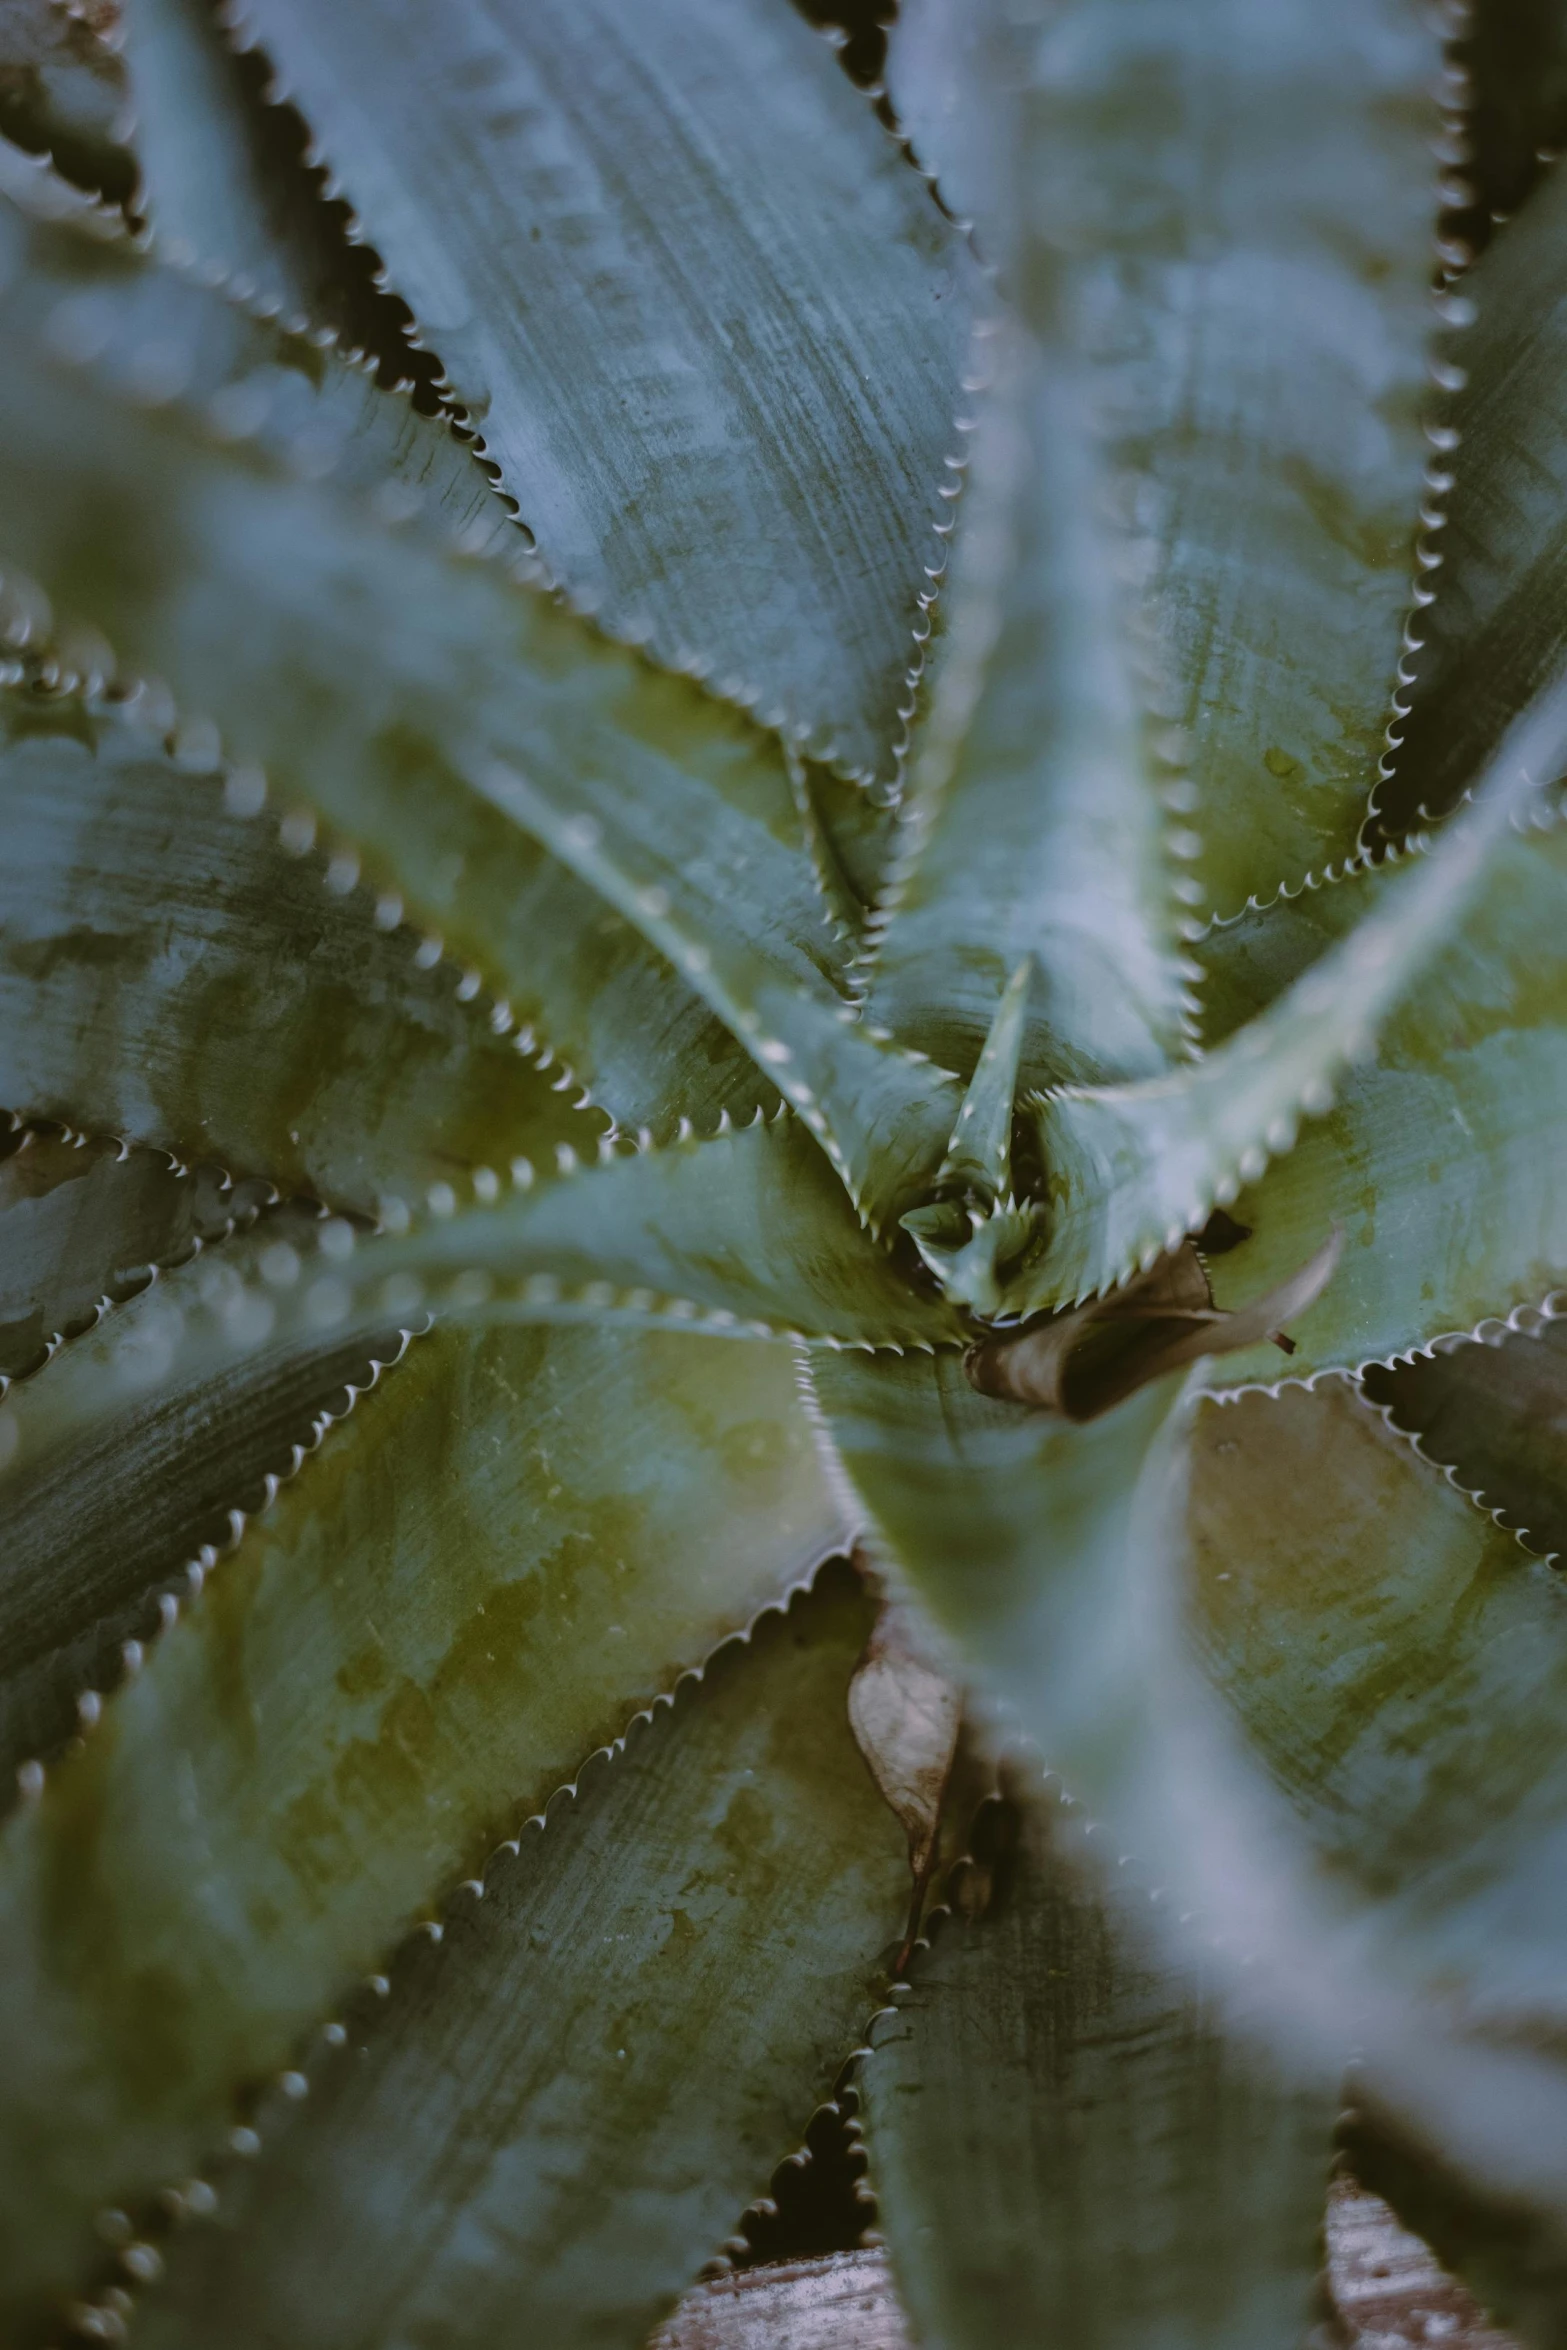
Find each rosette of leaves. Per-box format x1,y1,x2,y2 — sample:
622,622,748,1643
6,0,1567,2344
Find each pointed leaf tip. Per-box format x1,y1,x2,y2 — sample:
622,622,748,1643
938,955,1032,1206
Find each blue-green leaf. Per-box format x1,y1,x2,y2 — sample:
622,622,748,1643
1021,685,1567,1314
0,193,824,1142
1364,1320,1567,1564
862,313,1186,1093
890,0,1437,920
0,683,606,1218
0,1322,851,2330
122,0,396,355
125,1571,904,2350
238,0,979,785
863,1770,1334,2350
1372,154,1567,845
0,1124,242,1382
1199,813,1567,1386
0,1203,401,1800
806,1346,1184,1775
1192,1380,1567,2178
0,0,130,201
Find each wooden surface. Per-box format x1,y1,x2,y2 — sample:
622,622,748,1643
651,2250,911,2349
650,2186,1522,2348
1327,2181,1519,2348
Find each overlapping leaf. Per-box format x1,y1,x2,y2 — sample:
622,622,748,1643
236,0,979,784
863,1773,1334,2350
0,0,130,202
0,1321,851,2328
1196,813,1567,1385
123,0,410,358
1188,1382,1567,2227
0,1203,404,1801
122,1571,904,2350
0,193,964,1198
1014,685,1567,1315
888,0,1437,920
1372,155,1567,843
806,1346,1184,1771
0,1126,252,1382
1364,1322,1567,1563
1456,0,1567,231
861,310,1185,1093
0,682,606,1217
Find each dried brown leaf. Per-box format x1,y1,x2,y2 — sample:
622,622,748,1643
847,1602,962,1886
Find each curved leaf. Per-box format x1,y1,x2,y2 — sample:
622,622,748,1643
0,195,944,1161
1201,816,1567,1387
1193,1379,1567,2072
0,0,131,201
0,682,605,1218
805,1345,1184,1766
1022,689,1567,1313
1363,1321,1567,1565
0,1321,850,2330
862,1773,1333,2350
0,1125,251,1381
1373,156,1567,843
116,1572,902,2350
0,1126,960,1523
0,1204,402,1803
862,311,1185,1093
237,0,979,784
888,0,1438,919
122,0,406,357
0,169,515,553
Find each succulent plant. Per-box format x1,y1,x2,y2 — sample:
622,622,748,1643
6,0,1567,2343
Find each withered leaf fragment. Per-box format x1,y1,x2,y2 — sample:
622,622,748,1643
964,1229,1343,1420
847,1596,962,1893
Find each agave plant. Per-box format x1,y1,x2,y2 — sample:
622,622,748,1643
6,0,1567,2342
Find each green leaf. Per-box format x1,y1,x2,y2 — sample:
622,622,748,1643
0,1125,256,1381
888,0,1437,920
1192,1381,1567,2124
0,1124,960,1549
1200,815,1567,1386
1371,155,1567,845
0,682,607,1219
0,1321,852,2330
0,171,516,555
0,0,131,202
1363,1320,1567,1565
236,0,979,786
0,195,951,1175
862,1773,1334,2350
110,1572,900,2350
862,315,1187,1092
122,0,393,350
1022,685,1567,1313
0,1204,402,1799
805,1346,1185,1770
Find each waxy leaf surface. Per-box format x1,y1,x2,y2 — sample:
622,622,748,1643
0,1322,847,2328
240,0,978,783
0,685,604,1218
889,0,1436,918
864,1774,1333,2350
131,1571,905,2350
